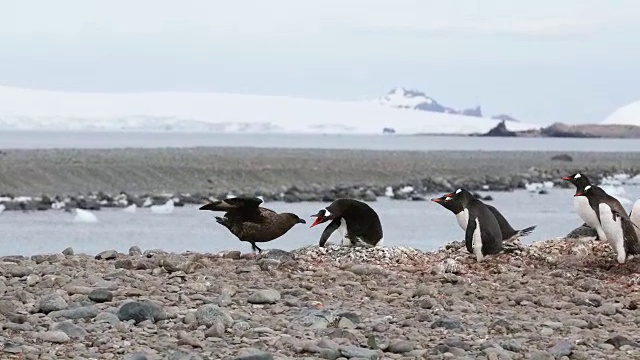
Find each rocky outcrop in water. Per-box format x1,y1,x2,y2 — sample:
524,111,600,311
481,120,517,137
518,123,640,139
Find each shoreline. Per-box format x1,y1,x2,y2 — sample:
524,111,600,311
0,147,638,212
1,238,639,359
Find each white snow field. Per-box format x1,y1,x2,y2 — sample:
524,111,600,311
602,100,640,126
0,86,540,135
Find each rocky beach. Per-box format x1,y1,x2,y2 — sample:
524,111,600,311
1,237,640,360
0,147,638,212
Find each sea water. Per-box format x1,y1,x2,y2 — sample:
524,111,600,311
2,187,639,257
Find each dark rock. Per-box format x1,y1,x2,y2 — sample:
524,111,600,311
551,154,573,162
129,246,143,256
605,335,640,349
540,122,600,138
481,120,516,137
565,224,599,240
116,301,163,324
62,247,74,256
88,289,113,303
95,250,119,260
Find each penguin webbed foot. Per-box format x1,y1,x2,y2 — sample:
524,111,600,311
350,238,374,249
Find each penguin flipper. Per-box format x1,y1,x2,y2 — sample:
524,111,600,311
318,218,341,247
464,217,476,254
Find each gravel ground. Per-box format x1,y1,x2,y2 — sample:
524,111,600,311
1,238,640,360
0,147,638,197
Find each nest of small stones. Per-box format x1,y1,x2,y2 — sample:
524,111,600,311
284,237,640,284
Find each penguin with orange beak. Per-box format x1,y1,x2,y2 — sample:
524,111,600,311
310,198,383,248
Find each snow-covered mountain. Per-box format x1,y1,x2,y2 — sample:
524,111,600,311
375,87,514,120
374,87,459,114
0,85,541,135
602,100,640,126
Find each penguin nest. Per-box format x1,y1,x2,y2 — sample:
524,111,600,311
291,244,431,268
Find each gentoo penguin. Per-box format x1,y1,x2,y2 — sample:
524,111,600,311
630,199,640,239
444,188,503,262
575,185,640,264
562,172,627,242
431,194,536,242
310,198,383,248
199,197,305,252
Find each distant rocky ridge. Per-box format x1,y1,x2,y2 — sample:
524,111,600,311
482,121,640,139
376,87,517,121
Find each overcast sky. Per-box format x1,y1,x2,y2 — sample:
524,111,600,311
1,0,639,124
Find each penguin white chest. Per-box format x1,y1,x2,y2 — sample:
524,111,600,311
455,209,469,231
574,196,599,227
574,196,607,241
598,203,626,264
472,218,484,262
337,218,351,246
630,200,640,238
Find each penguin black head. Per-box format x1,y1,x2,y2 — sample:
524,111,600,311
444,188,475,206
430,194,450,204
562,173,591,189
431,194,459,212
310,208,337,228
574,184,593,197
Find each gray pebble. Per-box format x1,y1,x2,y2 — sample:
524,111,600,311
387,339,414,353
50,305,99,320
431,317,463,331
195,304,234,327
52,320,89,338
38,330,70,343
233,349,274,360
89,288,114,303
247,289,281,304
38,294,68,313
549,340,574,357
129,246,143,256
95,249,119,260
